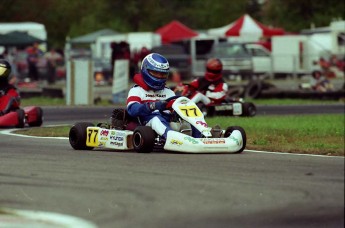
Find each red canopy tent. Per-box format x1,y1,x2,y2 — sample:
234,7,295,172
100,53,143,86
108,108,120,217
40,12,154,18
225,14,285,37
155,20,198,44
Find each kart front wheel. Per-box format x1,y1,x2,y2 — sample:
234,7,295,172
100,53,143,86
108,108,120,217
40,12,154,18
69,122,94,150
28,107,43,127
16,109,25,128
242,102,256,117
132,126,156,153
224,126,247,153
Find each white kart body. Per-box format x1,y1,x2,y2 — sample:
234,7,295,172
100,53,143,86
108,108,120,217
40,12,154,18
214,102,243,115
85,97,244,153
86,128,134,150
164,130,243,153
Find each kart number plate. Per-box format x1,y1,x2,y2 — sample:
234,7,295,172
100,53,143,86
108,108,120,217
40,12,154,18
215,105,233,111
86,128,99,147
233,103,242,115
179,105,202,117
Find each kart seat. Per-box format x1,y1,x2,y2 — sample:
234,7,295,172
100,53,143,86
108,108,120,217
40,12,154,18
111,108,141,131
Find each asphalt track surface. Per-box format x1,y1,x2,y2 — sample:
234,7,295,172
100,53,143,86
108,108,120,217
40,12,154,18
43,104,345,125
0,104,344,227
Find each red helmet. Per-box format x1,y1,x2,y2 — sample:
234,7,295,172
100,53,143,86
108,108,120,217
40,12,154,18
205,58,222,81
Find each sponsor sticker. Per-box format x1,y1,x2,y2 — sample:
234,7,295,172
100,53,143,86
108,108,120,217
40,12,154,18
110,136,124,141
110,141,124,147
229,135,241,146
100,130,109,136
196,121,208,127
184,136,199,144
201,138,226,144
145,94,166,98
170,139,183,146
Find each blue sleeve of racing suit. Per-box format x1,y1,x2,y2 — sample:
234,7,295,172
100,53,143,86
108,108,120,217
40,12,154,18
127,102,151,117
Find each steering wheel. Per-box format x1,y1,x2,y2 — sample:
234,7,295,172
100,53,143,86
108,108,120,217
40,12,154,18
158,96,181,115
165,95,181,102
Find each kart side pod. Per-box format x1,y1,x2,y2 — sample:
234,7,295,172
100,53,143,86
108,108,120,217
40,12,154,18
85,127,134,150
164,130,244,153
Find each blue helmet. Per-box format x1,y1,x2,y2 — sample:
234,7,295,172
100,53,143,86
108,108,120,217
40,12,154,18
141,53,169,90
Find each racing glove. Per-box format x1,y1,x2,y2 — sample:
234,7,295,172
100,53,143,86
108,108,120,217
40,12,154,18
147,101,167,112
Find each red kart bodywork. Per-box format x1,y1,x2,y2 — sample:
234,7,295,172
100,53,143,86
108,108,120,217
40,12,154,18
0,111,23,127
0,89,43,128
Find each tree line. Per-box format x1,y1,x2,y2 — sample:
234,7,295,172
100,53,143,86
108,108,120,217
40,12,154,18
0,0,343,47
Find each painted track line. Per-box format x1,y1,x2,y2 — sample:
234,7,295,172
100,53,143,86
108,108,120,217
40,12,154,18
0,207,97,228
245,149,344,159
0,127,68,140
1,127,343,159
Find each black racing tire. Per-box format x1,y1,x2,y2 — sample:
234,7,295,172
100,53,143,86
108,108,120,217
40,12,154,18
206,106,215,117
28,107,43,127
224,126,246,153
132,126,156,153
242,102,257,117
197,102,214,117
244,80,262,99
69,122,94,150
16,109,25,128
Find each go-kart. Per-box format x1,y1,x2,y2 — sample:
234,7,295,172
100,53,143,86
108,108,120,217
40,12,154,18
69,96,246,154
0,92,43,128
197,97,256,117
175,84,256,117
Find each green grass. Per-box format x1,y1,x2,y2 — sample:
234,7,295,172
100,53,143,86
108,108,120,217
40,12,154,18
246,98,344,105
20,97,113,106
15,125,71,137
14,114,344,156
206,114,344,156
20,97,66,106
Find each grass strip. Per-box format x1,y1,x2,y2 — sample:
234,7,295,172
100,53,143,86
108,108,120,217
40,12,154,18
13,114,344,156
207,114,344,156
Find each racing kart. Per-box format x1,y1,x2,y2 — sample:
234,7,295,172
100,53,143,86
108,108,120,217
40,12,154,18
175,84,256,117
198,98,256,117
0,93,43,128
69,96,246,154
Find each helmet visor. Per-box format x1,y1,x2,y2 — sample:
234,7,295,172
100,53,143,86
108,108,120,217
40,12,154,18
206,67,222,75
148,70,169,79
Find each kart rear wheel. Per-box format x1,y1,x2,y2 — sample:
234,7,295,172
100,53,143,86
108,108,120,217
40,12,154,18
242,102,256,117
28,107,43,127
69,122,94,150
224,126,246,153
16,109,25,128
132,126,156,153
197,103,214,117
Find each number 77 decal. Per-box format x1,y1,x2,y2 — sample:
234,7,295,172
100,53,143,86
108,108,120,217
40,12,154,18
87,129,99,146
179,106,202,117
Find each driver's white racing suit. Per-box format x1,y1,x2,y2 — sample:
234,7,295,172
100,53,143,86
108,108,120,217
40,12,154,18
126,74,175,138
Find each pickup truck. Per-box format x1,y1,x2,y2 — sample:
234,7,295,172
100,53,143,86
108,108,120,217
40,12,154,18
151,44,191,80
152,38,272,80
209,42,254,79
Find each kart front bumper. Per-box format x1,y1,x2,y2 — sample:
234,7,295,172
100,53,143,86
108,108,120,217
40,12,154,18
164,130,244,153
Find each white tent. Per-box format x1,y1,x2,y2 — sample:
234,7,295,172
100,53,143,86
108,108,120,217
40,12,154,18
207,14,284,42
